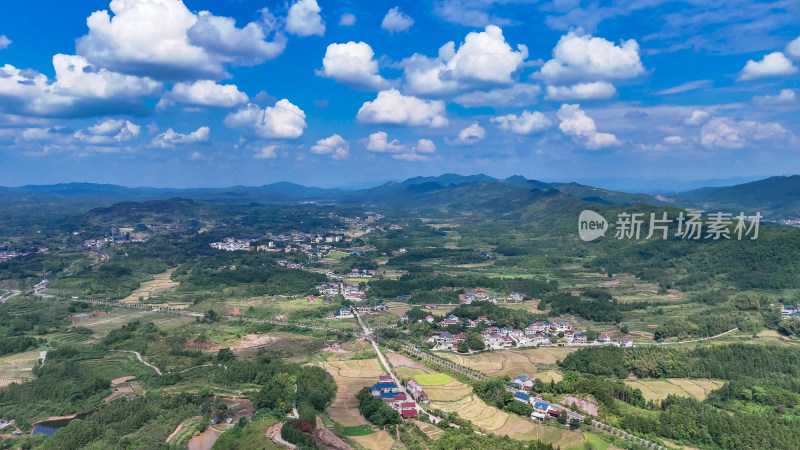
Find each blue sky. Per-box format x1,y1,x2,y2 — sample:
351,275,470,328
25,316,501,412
1,0,799,188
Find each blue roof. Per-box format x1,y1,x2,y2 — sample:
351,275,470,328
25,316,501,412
515,375,528,381
514,392,531,400
575,333,586,337
380,392,397,398
372,382,397,390
448,314,457,319
534,402,550,409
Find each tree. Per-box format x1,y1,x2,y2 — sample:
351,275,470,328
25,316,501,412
466,332,485,351
217,348,235,363
569,418,581,429
620,324,629,334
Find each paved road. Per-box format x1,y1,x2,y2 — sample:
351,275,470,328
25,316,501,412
354,308,429,419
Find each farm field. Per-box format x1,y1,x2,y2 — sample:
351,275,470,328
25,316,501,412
73,308,193,337
385,350,431,370
319,358,396,450
417,375,584,447
624,378,725,402
437,347,575,376
119,267,179,304
0,350,40,386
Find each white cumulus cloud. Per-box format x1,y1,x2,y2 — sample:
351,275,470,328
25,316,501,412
753,89,796,104
317,42,390,90
150,126,210,148
311,134,350,159
382,7,414,33
365,132,435,161
224,99,307,139
450,122,485,145
684,110,711,126
739,52,797,81
539,32,644,83
701,118,792,149
545,81,617,100
787,36,800,59
76,0,286,81
254,144,279,159
491,111,553,135
557,104,619,150
357,89,448,127
401,25,528,95
161,80,248,108
0,35,10,50
0,54,161,117
286,0,325,37
74,119,141,144
366,131,406,153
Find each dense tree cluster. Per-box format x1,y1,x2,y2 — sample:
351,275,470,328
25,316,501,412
355,387,402,426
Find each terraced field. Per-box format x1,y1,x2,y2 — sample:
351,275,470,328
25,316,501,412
319,359,396,450
418,375,583,447
438,347,575,376
624,378,725,402
120,267,180,305
0,350,40,386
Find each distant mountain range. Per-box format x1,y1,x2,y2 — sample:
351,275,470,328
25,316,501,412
2,173,799,220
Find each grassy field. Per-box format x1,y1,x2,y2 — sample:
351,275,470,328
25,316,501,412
412,373,455,386
418,375,583,447
438,347,575,376
339,424,375,436
72,308,193,337
0,350,41,386
119,267,179,304
624,378,725,402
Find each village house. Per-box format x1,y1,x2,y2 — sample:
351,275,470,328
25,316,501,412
511,375,536,391
620,337,634,347
348,268,375,278
514,391,531,404
438,314,460,327
426,303,438,309
552,321,572,332
572,333,588,344
370,379,401,397
401,402,419,419
406,380,429,403
597,334,611,343
333,308,354,319
531,401,552,420
509,291,525,302
563,330,575,341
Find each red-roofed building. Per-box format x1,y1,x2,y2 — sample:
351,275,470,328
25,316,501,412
401,402,418,419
